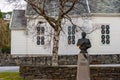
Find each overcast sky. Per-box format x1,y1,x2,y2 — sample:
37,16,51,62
0,0,26,12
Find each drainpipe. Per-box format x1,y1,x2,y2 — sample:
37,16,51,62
85,0,91,13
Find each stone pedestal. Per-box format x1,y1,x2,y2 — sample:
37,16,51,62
77,53,90,80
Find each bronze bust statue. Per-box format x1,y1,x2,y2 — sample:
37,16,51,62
77,32,91,59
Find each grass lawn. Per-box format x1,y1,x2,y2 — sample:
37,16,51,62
0,72,22,80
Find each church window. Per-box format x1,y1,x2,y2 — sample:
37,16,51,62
68,26,76,45
41,36,45,45
101,25,110,45
37,40,40,45
68,36,71,45
41,27,45,34
37,27,40,34
36,22,45,45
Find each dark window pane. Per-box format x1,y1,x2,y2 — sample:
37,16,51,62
101,35,105,39
72,31,75,34
72,35,75,44
68,26,71,30
41,36,45,41
106,25,110,29
68,26,71,35
101,39,105,44
72,39,75,44
106,40,110,44
41,41,45,45
72,25,76,30
41,36,44,39
101,30,105,34
72,26,75,34
68,31,71,35
41,27,45,34
68,36,71,40
106,35,110,39
72,36,75,39
38,21,43,24
101,25,105,29
106,30,110,34
41,36,45,45
68,40,71,45
37,36,40,40
37,41,40,45
72,26,76,34
36,27,40,32
68,36,71,45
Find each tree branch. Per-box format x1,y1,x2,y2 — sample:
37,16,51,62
63,0,76,15
64,14,84,32
25,0,57,30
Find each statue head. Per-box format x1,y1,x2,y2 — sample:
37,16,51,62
81,32,86,38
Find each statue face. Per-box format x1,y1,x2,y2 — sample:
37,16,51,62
82,32,86,38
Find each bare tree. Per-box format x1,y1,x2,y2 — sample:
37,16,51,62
27,0,78,66
7,0,92,66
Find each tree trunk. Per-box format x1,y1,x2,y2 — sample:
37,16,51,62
52,30,60,66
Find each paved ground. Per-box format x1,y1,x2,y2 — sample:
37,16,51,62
0,66,19,72
0,64,119,72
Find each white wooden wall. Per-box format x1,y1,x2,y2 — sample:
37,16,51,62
11,15,120,55
89,16,120,54
11,30,27,54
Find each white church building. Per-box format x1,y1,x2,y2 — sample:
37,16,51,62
10,0,120,56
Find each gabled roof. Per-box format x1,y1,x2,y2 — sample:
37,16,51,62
10,10,27,30
90,0,120,13
25,0,120,16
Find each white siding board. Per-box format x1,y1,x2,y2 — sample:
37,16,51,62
26,37,52,54
11,15,120,55
11,30,27,54
89,16,120,54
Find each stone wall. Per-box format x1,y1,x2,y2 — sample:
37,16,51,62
90,67,120,80
0,54,16,66
20,66,77,80
0,54,120,66
0,54,77,66
89,54,120,64
20,66,120,80
1,54,120,79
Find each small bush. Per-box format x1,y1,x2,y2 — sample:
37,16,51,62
1,46,10,54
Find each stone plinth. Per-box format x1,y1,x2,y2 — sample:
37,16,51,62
77,53,90,80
